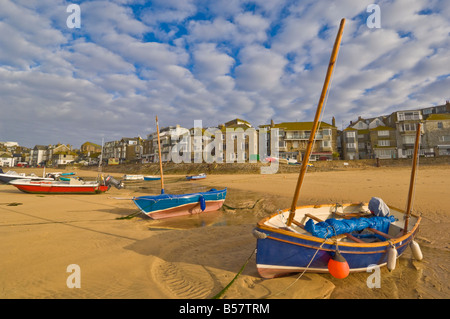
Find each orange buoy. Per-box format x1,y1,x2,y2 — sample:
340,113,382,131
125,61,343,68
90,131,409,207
328,251,350,279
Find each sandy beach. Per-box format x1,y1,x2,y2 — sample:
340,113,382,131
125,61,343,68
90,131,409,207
0,164,449,299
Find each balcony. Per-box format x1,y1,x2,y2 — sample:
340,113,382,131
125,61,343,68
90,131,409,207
285,133,323,140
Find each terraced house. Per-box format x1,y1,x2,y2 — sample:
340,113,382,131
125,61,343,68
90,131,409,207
342,101,450,160
263,120,338,162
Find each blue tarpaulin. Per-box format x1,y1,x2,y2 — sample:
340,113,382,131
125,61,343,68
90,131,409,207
305,215,396,239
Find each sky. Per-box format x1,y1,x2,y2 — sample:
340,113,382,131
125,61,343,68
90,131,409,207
0,0,449,148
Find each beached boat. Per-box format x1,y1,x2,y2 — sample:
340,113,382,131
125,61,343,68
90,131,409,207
123,174,144,181
144,175,161,181
0,168,54,184
254,201,421,278
9,175,123,194
253,19,423,279
132,117,226,219
186,173,206,181
133,188,227,219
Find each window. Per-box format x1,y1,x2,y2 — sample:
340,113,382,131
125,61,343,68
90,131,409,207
398,111,421,121
323,140,331,148
439,135,450,142
400,123,417,132
438,122,443,129
346,143,356,149
376,149,393,158
378,130,389,136
322,129,331,136
358,142,365,149
379,140,390,146
403,135,416,144
346,131,355,138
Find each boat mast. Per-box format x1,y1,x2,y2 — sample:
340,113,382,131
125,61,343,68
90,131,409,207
97,138,104,182
287,18,345,226
155,116,165,194
403,123,421,234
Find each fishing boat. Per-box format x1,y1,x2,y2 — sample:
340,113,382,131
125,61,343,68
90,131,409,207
9,178,108,194
253,18,423,279
8,149,123,195
0,168,53,184
144,175,161,181
132,117,227,219
186,173,206,181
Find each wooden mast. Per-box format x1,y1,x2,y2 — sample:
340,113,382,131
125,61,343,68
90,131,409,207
403,123,421,234
97,138,104,183
287,18,345,226
155,116,165,194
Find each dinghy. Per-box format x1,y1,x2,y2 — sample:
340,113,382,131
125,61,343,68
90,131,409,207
253,18,422,279
186,173,206,181
132,117,226,219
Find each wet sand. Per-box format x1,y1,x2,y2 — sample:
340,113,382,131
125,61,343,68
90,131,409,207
0,165,449,299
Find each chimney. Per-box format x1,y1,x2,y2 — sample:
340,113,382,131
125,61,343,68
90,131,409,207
332,117,336,127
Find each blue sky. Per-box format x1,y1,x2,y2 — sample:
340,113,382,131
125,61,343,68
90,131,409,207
0,0,449,148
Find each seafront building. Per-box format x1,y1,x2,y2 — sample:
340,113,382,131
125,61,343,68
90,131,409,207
341,101,450,160
3,101,450,167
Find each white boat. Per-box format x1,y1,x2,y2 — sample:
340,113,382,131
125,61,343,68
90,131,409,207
0,169,53,184
123,174,144,181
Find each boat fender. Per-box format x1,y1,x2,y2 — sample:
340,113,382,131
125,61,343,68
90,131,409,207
328,251,350,279
387,243,398,271
252,229,267,239
199,195,206,211
410,240,423,261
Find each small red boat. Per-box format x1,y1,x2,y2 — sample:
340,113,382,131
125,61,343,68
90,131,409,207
9,175,122,194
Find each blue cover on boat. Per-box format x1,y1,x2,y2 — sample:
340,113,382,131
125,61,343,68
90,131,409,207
305,215,396,239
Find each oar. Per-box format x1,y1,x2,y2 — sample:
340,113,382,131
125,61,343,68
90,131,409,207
287,18,345,226
403,123,421,235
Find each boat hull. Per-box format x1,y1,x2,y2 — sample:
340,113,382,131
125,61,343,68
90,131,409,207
10,180,108,194
255,204,421,278
144,176,161,181
133,188,226,219
186,174,206,181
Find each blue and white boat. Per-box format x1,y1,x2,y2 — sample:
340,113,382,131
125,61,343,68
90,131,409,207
133,188,227,219
253,203,421,278
144,175,161,181
186,173,206,181
253,19,422,279
132,116,226,219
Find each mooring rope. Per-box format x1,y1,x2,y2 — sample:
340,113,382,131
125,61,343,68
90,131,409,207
271,227,332,297
212,248,256,299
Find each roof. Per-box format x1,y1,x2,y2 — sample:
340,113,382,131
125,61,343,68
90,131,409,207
426,114,450,120
82,141,101,148
370,125,395,131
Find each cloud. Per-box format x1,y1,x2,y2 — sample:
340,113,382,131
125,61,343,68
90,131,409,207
0,0,448,148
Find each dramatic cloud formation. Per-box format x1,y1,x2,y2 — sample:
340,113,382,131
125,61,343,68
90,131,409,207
0,0,448,147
